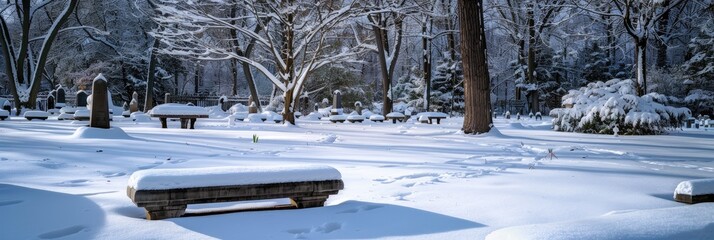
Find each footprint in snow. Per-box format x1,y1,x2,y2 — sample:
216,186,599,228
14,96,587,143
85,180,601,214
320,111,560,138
100,171,126,178
37,225,87,239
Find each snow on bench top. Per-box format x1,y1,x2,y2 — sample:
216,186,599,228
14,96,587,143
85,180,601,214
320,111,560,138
149,103,209,116
415,112,449,118
0,109,8,116
128,165,342,190
23,111,49,117
485,203,714,240
386,112,405,118
675,178,714,196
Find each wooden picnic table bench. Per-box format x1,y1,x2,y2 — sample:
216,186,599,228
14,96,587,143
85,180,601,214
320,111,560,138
127,166,344,220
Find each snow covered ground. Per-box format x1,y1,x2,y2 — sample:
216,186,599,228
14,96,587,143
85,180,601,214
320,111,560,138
1,115,713,239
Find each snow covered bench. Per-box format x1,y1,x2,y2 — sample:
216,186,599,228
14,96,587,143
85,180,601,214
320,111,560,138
149,103,209,129
0,109,8,120
674,179,714,204
127,165,344,220
415,112,448,124
23,111,49,121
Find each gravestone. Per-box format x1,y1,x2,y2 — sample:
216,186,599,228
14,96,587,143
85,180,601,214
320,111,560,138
321,98,329,108
76,91,88,107
314,103,319,112
165,93,171,104
47,94,55,110
333,90,342,109
130,92,139,113
354,101,363,115
56,86,66,107
123,102,129,111
90,74,110,129
248,101,258,114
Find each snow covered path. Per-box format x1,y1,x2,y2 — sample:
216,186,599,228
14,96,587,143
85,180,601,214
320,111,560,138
1,117,713,239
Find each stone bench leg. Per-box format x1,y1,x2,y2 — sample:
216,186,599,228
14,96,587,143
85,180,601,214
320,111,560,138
159,118,168,128
291,196,328,208
144,205,187,220
436,118,441,124
190,118,197,129
180,119,189,129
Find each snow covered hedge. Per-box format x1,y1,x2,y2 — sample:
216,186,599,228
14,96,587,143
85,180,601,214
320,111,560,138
550,79,690,135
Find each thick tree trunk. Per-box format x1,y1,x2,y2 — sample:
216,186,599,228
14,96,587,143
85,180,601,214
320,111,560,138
281,1,296,124
373,21,392,116
459,0,491,134
144,38,161,112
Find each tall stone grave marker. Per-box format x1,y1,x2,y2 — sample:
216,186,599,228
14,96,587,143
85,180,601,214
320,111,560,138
90,74,110,129
331,90,342,115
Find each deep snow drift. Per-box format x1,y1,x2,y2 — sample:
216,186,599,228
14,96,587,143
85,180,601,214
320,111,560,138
0,115,713,239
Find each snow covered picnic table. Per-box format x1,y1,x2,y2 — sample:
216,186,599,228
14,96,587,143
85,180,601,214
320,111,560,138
385,112,407,124
149,103,209,129
127,165,344,220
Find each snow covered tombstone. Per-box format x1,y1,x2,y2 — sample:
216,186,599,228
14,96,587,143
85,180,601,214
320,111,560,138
248,101,258,114
331,90,342,115
535,112,542,120
89,74,111,129
550,79,691,135
130,92,139,113
354,101,363,115
56,86,66,108
165,93,171,105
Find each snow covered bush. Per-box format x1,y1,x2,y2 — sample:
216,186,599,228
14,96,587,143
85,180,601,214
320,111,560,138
550,79,691,135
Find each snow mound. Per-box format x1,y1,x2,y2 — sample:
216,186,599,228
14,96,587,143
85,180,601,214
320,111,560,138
305,112,322,120
386,112,405,118
206,105,228,119
131,112,152,122
0,109,8,117
675,179,714,196
369,114,385,121
70,127,132,140
24,111,49,118
244,114,265,123
485,203,714,240
128,165,342,190
148,103,208,116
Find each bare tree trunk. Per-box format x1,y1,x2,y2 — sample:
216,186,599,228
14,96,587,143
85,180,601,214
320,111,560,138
459,0,491,134
373,19,392,115
635,39,648,96
656,0,671,69
230,59,238,96
144,38,160,112
526,2,539,114
282,0,296,124
422,17,432,111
